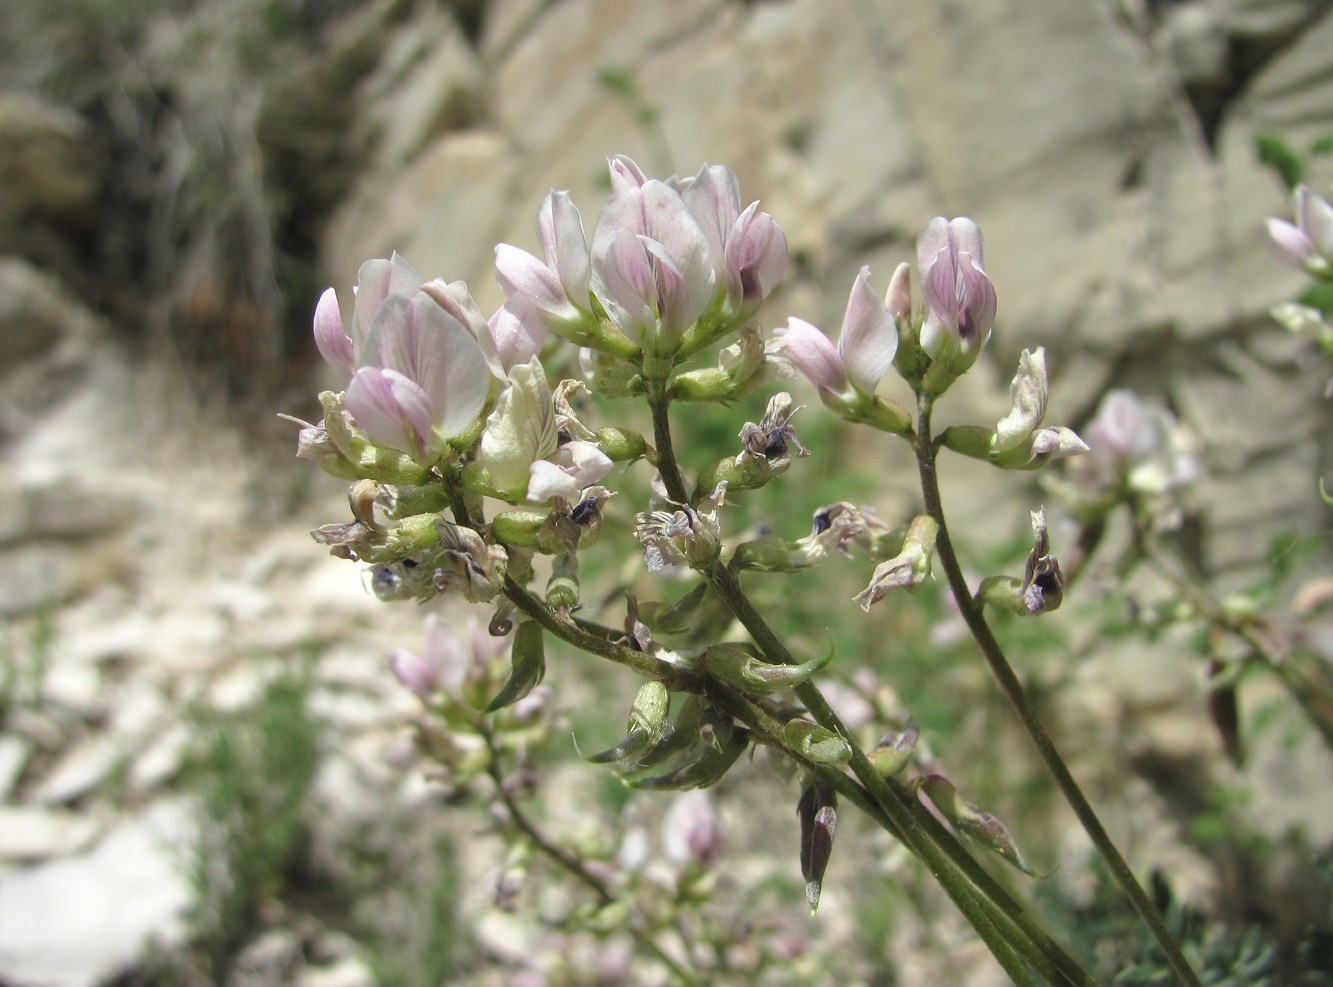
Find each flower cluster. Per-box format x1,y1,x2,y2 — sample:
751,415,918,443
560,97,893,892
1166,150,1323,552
291,155,1095,971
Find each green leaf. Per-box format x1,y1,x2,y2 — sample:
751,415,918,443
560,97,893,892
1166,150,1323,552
1255,133,1305,189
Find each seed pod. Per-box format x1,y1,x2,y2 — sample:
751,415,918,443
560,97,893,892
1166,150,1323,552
545,554,580,613
631,726,749,791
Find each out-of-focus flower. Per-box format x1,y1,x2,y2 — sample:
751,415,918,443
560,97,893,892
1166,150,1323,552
1270,302,1333,354
389,615,510,707
1055,389,1197,528
989,348,1087,469
917,216,996,376
662,789,723,868
1266,184,1333,278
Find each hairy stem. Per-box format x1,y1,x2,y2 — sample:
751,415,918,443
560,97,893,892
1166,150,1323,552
914,394,1204,987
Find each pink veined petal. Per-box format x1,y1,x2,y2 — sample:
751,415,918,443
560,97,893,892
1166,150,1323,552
483,295,547,378
363,294,489,440
420,279,488,339
639,235,694,348
541,190,591,304
313,287,353,376
946,217,985,262
776,317,847,395
1266,218,1317,269
838,266,897,397
600,229,659,344
608,155,648,196
726,202,788,307
640,179,718,320
920,242,960,328
352,254,422,355
682,163,741,263
886,262,912,323
915,217,952,275
957,254,997,348
346,366,434,459
496,243,577,321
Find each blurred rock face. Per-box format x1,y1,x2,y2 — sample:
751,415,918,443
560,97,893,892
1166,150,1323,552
1,2,1332,985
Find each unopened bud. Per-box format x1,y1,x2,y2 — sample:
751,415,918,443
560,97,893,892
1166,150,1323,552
593,426,649,462
545,553,580,612
703,644,833,694
866,723,919,777
797,779,838,913
782,719,851,765
918,775,1036,876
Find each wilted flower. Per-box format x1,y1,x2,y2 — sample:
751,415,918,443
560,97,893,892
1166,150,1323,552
1266,184,1333,278
635,482,727,571
854,514,938,611
990,348,1087,469
917,216,996,376
432,520,507,603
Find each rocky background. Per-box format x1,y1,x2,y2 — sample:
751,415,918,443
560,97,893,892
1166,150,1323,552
2,0,1333,985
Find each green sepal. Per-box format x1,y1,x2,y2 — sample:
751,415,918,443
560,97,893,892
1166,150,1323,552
594,426,649,463
703,644,833,694
361,512,442,565
782,720,851,765
486,621,546,712
386,482,451,519
938,424,994,461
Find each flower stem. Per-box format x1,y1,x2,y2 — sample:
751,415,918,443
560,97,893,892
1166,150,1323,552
481,728,702,987
645,383,1095,985
913,394,1204,987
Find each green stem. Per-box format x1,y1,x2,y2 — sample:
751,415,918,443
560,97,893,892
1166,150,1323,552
645,382,1090,985
915,395,1204,987
481,727,702,987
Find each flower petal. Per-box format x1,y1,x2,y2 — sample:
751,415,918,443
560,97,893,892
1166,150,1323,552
313,287,353,376
837,266,896,397
776,317,847,395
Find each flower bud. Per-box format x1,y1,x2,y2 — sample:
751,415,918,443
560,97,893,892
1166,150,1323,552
866,723,919,777
782,720,851,765
918,775,1036,876
797,780,838,913
703,644,833,694
584,680,671,765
